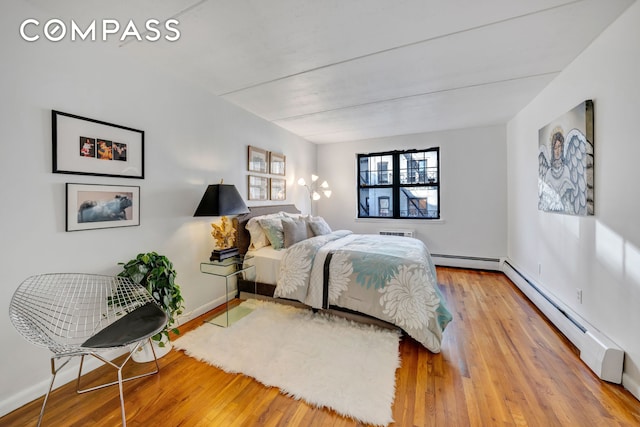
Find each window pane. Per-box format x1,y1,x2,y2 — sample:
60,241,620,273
360,154,393,185
359,188,393,217
399,186,438,218
399,151,438,184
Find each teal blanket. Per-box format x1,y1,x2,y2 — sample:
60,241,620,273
275,231,452,352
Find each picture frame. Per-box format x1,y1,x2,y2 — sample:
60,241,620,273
270,178,286,201
248,175,268,200
53,110,144,179
248,146,268,174
66,183,140,231
269,152,286,175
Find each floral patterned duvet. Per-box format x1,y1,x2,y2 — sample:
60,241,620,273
274,230,452,352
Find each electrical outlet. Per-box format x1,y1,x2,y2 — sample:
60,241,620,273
538,263,542,275
576,288,583,304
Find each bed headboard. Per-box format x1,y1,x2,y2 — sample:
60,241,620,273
237,204,301,254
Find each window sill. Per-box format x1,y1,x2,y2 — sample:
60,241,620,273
354,217,446,225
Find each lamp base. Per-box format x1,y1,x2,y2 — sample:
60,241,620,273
210,247,239,261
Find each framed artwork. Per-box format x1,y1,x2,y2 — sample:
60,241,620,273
53,110,144,179
269,152,286,175
538,100,594,216
248,175,268,200
66,183,140,231
248,146,268,173
270,178,286,201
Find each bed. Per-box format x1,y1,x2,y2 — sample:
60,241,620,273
236,205,451,352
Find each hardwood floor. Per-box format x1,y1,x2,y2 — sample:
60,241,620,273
3,267,640,426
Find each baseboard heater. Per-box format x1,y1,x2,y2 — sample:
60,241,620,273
432,254,501,263
431,253,502,271
503,260,624,384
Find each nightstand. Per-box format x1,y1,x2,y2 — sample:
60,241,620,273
200,255,256,327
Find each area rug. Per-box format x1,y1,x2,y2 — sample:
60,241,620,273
173,299,401,426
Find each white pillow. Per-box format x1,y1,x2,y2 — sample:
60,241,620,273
246,212,284,250
308,216,332,236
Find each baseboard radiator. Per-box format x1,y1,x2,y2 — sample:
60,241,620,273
431,253,502,271
503,260,624,384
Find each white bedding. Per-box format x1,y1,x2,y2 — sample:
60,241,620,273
244,246,284,285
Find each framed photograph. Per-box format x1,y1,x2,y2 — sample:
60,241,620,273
269,152,286,175
66,183,140,231
53,110,144,179
248,175,268,200
270,178,286,201
248,146,268,173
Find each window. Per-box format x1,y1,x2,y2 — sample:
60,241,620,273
357,148,440,219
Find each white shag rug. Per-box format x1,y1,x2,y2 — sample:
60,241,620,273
173,299,401,426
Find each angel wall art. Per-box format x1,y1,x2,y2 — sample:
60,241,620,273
538,100,594,216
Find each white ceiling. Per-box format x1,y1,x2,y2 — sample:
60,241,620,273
27,0,635,143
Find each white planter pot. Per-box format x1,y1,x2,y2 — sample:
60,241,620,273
131,335,172,363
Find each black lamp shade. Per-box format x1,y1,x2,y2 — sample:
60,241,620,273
193,184,250,216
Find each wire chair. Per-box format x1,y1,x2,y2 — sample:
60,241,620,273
9,273,169,426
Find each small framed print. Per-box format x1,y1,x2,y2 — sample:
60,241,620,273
269,152,286,175
270,178,286,201
248,175,268,200
53,110,144,179
248,146,268,173
66,183,140,231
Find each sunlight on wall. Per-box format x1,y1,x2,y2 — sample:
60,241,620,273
596,221,624,277
625,241,640,290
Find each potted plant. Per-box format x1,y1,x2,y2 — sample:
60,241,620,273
118,252,185,361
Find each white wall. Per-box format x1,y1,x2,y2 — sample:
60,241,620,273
0,1,315,415
316,125,507,261
506,1,640,398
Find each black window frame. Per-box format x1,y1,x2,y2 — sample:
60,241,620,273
357,148,440,219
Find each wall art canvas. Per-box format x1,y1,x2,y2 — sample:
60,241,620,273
53,110,144,179
66,183,140,231
538,100,594,216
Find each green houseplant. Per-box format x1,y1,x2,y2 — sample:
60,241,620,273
118,252,185,350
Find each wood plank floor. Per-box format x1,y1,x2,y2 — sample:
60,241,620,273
3,267,640,426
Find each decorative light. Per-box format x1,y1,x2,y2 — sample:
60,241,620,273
298,175,331,201
193,180,249,261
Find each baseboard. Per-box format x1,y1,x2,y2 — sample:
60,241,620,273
174,290,237,325
431,253,503,271
1,291,236,418
502,259,624,385
0,348,123,418
623,372,640,402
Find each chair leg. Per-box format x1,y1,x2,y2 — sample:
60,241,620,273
76,339,161,394
73,339,162,426
117,367,126,427
38,357,71,427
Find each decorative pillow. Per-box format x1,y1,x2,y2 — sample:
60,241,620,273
308,216,332,236
247,213,283,250
282,217,312,248
283,212,304,219
258,217,285,250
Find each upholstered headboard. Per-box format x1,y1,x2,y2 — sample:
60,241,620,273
237,204,301,254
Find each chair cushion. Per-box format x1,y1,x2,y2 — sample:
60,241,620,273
82,302,168,349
